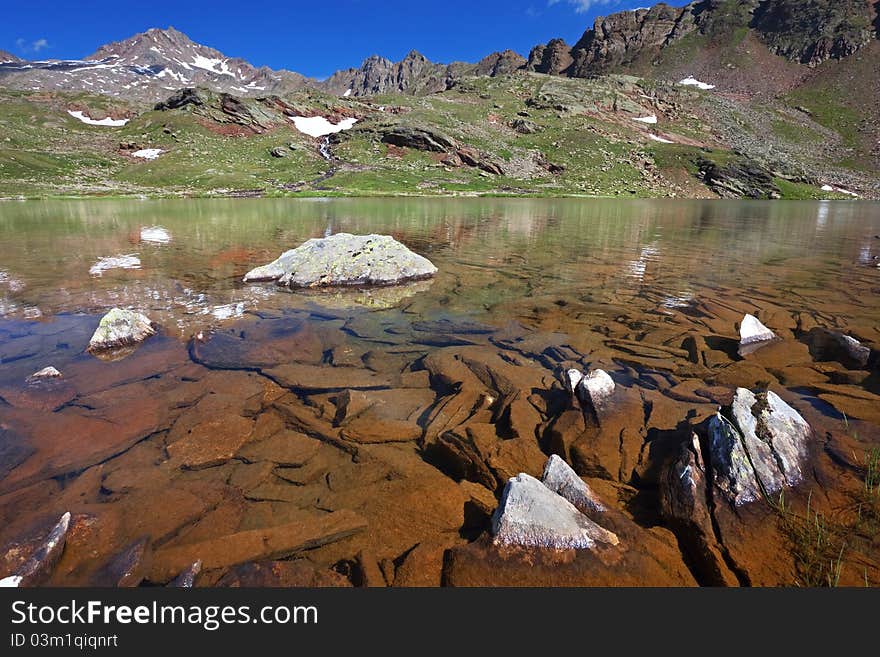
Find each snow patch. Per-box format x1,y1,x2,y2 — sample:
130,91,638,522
289,115,358,138
633,114,658,124
679,76,715,90
132,148,164,160
649,134,674,144
191,55,234,77
821,184,859,197
67,110,128,127
89,254,141,276
343,88,352,97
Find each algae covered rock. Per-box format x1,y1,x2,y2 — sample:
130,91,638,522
87,308,156,353
243,233,437,288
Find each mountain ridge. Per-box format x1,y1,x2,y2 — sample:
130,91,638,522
1,0,876,102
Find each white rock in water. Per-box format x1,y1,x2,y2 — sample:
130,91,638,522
243,233,437,288
88,308,155,352
542,454,607,516
709,388,811,506
491,473,619,550
739,314,776,345
564,369,583,396
577,369,615,408
0,576,22,587
27,366,62,381
140,226,172,244
89,254,141,276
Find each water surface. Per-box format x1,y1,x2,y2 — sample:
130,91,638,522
1,198,878,586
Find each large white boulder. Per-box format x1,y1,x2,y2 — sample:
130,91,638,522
243,233,437,288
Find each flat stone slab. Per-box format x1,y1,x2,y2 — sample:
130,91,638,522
150,510,367,582
243,233,437,288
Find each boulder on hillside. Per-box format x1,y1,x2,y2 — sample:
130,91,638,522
379,125,456,152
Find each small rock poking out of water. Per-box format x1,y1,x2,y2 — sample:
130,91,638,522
0,512,71,587
243,233,437,288
739,313,776,346
708,388,812,506
140,226,172,244
87,307,156,354
26,366,62,382
566,368,615,412
491,468,619,550
542,454,607,516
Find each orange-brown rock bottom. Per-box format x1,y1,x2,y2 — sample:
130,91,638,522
0,197,879,586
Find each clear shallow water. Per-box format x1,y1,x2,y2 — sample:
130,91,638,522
1,198,879,586
1,198,878,334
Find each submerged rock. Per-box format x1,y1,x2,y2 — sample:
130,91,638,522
89,536,152,587
491,473,618,549
87,308,156,353
805,327,871,368
541,454,606,516
139,226,171,244
708,388,811,506
243,233,437,288
26,366,62,382
0,512,71,587
739,314,776,346
168,560,202,588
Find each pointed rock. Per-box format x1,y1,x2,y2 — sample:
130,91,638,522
708,388,811,506
168,560,202,587
89,537,152,587
541,454,606,516
27,366,62,382
660,435,739,586
0,512,71,587
739,314,776,345
491,473,618,549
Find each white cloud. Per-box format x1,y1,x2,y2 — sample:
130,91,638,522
548,0,620,14
16,37,50,54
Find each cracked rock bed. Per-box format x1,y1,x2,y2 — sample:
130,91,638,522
0,197,879,587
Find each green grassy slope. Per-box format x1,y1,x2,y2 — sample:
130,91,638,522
0,66,875,199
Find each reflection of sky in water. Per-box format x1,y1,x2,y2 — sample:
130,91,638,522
816,201,829,228
627,244,659,282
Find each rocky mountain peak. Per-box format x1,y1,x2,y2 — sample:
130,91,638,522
475,50,527,76
0,49,21,63
526,38,573,75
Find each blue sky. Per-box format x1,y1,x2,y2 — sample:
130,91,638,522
1,0,661,78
